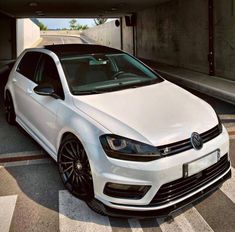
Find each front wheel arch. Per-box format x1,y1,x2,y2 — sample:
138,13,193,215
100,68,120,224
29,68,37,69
57,132,106,215
58,133,94,200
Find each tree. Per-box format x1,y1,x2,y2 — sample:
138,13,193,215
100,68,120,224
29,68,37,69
94,18,107,25
82,25,89,30
69,19,77,30
38,22,48,31
69,19,89,30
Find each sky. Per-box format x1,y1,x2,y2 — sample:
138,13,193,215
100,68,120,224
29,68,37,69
38,18,111,29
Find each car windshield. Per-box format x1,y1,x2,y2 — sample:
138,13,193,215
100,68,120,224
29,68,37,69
60,53,163,95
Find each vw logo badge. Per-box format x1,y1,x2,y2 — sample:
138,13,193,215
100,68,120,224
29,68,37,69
191,132,203,150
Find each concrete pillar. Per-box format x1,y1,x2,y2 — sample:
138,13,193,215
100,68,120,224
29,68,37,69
0,13,16,66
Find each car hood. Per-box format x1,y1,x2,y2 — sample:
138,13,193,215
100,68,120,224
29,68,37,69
73,81,218,146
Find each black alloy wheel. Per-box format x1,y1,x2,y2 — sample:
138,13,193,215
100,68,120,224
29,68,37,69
4,92,16,125
58,135,94,200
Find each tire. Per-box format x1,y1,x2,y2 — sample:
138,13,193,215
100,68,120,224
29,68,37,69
58,134,106,215
4,92,16,125
58,134,94,200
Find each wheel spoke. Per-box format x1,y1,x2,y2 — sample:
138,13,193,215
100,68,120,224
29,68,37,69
61,153,74,161
79,176,86,189
75,175,79,185
64,145,77,159
80,175,89,184
83,172,92,181
62,164,73,173
59,161,73,165
67,168,74,179
76,143,81,158
69,142,78,158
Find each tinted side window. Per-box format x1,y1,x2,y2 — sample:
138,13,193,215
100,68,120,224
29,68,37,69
17,52,41,81
36,54,64,99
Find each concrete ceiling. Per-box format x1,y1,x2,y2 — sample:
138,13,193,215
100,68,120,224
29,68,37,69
0,0,169,18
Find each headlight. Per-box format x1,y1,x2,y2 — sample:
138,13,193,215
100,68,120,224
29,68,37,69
100,134,161,161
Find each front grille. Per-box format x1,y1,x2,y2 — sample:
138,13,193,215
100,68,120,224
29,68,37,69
150,154,230,206
157,125,221,156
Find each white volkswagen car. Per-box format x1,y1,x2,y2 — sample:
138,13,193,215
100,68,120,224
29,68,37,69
5,44,231,217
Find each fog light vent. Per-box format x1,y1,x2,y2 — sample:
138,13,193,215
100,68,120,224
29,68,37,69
104,183,151,199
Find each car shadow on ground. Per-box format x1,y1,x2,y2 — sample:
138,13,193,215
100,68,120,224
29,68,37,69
0,66,40,154
2,163,140,227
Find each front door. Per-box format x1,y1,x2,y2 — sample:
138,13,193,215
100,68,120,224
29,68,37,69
24,53,65,154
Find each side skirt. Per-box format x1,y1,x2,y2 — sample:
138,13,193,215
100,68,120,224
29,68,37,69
16,116,58,161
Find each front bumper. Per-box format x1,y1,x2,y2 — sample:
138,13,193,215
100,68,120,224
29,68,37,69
98,169,231,218
87,125,230,215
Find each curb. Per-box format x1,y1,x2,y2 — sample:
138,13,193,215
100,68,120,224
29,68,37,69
158,70,235,106
31,37,43,48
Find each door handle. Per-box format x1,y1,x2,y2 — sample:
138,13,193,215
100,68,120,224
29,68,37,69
26,89,33,95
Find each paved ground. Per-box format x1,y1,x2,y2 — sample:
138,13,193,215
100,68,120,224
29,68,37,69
0,36,235,232
38,35,83,47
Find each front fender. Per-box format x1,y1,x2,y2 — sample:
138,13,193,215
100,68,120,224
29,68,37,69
56,104,110,162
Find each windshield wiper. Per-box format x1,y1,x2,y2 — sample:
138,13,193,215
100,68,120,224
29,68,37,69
72,90,104,95
72,79,160,95
118,79,159,90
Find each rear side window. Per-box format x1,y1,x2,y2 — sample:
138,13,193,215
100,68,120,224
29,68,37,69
17,52,41,81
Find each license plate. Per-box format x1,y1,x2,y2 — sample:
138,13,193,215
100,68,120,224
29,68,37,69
183,150,220,177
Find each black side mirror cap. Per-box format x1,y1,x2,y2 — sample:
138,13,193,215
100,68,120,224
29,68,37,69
34,85,59,99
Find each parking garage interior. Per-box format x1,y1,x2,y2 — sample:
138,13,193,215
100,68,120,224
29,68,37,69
0,0,235,231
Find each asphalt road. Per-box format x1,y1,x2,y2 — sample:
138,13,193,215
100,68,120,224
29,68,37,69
0,35,235,232
38,35,84,46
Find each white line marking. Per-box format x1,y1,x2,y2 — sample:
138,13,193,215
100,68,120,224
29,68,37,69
128,219,143,232
157,217,182,232
227,127,235,132
158,206,214,232
59,190,112,232
230,135,235,140
2,159,51,167
168,211,195,232
219,115,235,120
182,207,213,232
0,150,44,159
0,195,17,232
220,167,235,203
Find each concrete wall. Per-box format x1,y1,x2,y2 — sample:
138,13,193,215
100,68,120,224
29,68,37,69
135,0,209,74
82,20,121,50
0,13,16,64
17,19,40,56
122,19,134,55
214,0,235,80
124,0,235,81
41,30,81,36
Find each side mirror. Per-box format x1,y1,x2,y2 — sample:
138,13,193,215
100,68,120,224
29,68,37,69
34,85,59,99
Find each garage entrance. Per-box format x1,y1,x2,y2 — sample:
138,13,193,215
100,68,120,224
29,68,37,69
0,1,235,231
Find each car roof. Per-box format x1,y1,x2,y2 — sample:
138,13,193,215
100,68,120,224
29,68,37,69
44,44,122,57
